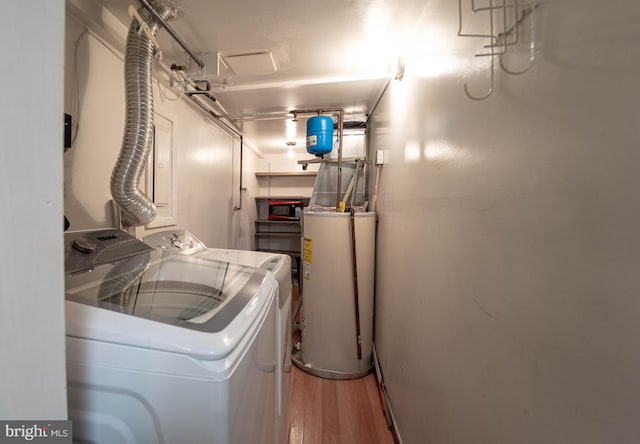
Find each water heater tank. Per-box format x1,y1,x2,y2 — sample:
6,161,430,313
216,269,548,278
294,211,376,379
306,116,334,156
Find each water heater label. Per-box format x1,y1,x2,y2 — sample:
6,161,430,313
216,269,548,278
306,135,318,147
303,237,312,263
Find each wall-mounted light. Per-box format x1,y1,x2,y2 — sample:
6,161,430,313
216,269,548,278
393,57,405,81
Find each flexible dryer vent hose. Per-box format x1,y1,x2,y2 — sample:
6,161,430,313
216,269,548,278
110,1,178,226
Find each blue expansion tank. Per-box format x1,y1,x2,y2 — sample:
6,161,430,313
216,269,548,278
306,116,334,156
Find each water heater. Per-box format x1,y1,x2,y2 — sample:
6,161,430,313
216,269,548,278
294,211,376,379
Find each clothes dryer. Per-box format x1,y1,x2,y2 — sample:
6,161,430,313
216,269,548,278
64,229,277,444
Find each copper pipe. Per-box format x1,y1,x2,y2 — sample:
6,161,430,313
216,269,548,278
350,209,362,360
336,109,344,211
289,107,344,211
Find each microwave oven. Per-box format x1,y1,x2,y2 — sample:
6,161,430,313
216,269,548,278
268,200,303,220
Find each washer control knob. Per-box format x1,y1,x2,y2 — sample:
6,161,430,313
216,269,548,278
72,237,98,254
170,234,183,249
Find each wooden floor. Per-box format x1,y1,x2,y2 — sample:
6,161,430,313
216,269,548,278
282,282,395,444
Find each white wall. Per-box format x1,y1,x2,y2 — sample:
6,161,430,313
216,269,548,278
232,140,262,251
257,153,318,197
0,0,67,419
256,132,366,198
370,0,640,442
64,4,258,249
259,153,318,174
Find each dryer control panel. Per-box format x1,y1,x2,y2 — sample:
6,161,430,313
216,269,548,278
65,229,155,274
143,230,207,255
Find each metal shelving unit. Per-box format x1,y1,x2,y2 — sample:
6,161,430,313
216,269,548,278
254,196,311,275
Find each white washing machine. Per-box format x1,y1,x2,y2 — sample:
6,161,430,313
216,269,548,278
143,230,293,421
64,229,277,444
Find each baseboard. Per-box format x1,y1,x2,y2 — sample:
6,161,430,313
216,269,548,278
372,342,403,444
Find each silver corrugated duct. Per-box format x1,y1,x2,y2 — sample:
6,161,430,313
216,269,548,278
110,1,179,226
98,253,151,312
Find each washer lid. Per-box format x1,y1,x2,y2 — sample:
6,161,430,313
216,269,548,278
64,230,277,360
196,248,292,309
197,247,286,268
67,242,273,327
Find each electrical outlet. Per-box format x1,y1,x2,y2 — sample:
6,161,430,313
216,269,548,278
376,149,384,165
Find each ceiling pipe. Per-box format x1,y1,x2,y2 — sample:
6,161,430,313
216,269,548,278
147,16,245,214
290,108,345,211
137,0,205,70
164,61,243,137
214,112,293,121
159,61,246,214
368,78,391,121
215,111,366,122
233,135,244,212
188,94,242,137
